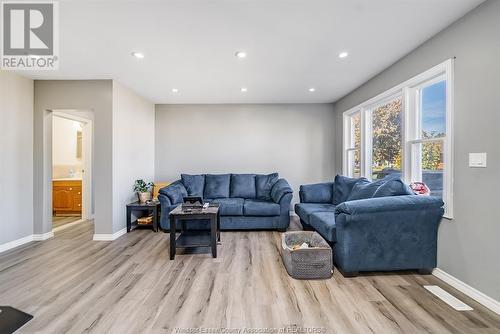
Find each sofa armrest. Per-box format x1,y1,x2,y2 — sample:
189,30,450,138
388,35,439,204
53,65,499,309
299,182,334,203
158,193,182,230
158,180,187,205
333,195,444,273
274,181,293,230
271,178,293,204
335,195,444,217
158,193,172,206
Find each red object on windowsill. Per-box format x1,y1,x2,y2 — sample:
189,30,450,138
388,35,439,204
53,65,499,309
410,182,430,196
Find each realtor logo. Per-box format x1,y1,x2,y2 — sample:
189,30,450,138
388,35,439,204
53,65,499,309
1,1,59,70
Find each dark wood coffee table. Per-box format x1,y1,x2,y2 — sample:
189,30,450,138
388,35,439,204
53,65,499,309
169,204,220,260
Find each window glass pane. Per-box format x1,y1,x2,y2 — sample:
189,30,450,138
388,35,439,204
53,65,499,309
422,141,444,199
353,150,361,178
411,141,444,199
346,113,361,178
371,98,402,180
352,113,361,177
421,80,446,139
347,149,361,178
352,113,361,150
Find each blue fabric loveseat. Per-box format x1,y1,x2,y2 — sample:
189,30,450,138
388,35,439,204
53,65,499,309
295,175,444,276
158,173,293,230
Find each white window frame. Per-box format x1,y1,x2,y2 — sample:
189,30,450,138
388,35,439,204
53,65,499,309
343,110,362,177
342,59,454,219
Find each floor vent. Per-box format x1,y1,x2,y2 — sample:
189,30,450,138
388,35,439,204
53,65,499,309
424,285,473,311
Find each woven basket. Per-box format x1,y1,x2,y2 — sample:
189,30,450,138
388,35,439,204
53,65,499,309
281,231,333,279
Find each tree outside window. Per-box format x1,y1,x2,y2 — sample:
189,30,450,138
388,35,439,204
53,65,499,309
371,99,402,180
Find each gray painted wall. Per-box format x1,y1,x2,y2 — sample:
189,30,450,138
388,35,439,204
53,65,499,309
333,0,500,300
155,104,336,204
0,72,34,245
34,80,114,234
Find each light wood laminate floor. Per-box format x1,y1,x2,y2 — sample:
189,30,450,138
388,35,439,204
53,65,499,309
0,219,499,334
52,216,82,229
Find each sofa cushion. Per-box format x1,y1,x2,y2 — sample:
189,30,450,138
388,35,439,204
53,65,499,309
294,203,336,222
181,174,205,197
300,182,334,203
244,199,280,216
204,174,231,198
255,173,279,200
347,178,380,201
230,174,257,199
212,198,244,216
159,181,187,204
373,178,413,198
332,175,367,205
309,212,337,243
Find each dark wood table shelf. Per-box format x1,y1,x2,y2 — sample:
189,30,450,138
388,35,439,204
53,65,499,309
126,201,160,233
169,204,220,259
130,220,154,230
175,231,212,248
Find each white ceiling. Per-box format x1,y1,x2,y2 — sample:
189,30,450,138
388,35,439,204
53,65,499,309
21,0,484,104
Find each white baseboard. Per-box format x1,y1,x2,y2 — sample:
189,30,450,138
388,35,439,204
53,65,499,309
433,268,500,315
0,235,34,253
33,231,54,241
0,231,54,254
93,228,126,241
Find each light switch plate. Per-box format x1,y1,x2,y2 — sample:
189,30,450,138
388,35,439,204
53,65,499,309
469,153,487,168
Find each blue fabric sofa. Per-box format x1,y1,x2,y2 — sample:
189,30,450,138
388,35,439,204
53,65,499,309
158,173,293,230
295,175,444,276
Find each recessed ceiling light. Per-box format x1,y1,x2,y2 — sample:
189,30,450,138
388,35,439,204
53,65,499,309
171,88,179,93
235,51,247,58
131,52,145,59
308,88,316,92
338,51,349,59
241,87,248,92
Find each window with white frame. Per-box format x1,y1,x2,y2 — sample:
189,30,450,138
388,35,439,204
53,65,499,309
345,111,361,178
343,59,454,218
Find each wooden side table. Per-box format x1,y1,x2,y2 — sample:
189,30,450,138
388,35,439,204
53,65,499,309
169,204,220,260
126,201,160,232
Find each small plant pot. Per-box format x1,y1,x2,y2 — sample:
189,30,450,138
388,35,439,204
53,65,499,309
138,192,152,203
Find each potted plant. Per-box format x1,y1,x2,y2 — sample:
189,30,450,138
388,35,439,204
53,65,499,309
133,179,154,203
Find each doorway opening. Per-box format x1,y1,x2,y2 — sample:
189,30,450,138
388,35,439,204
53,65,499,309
51,111,93,231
